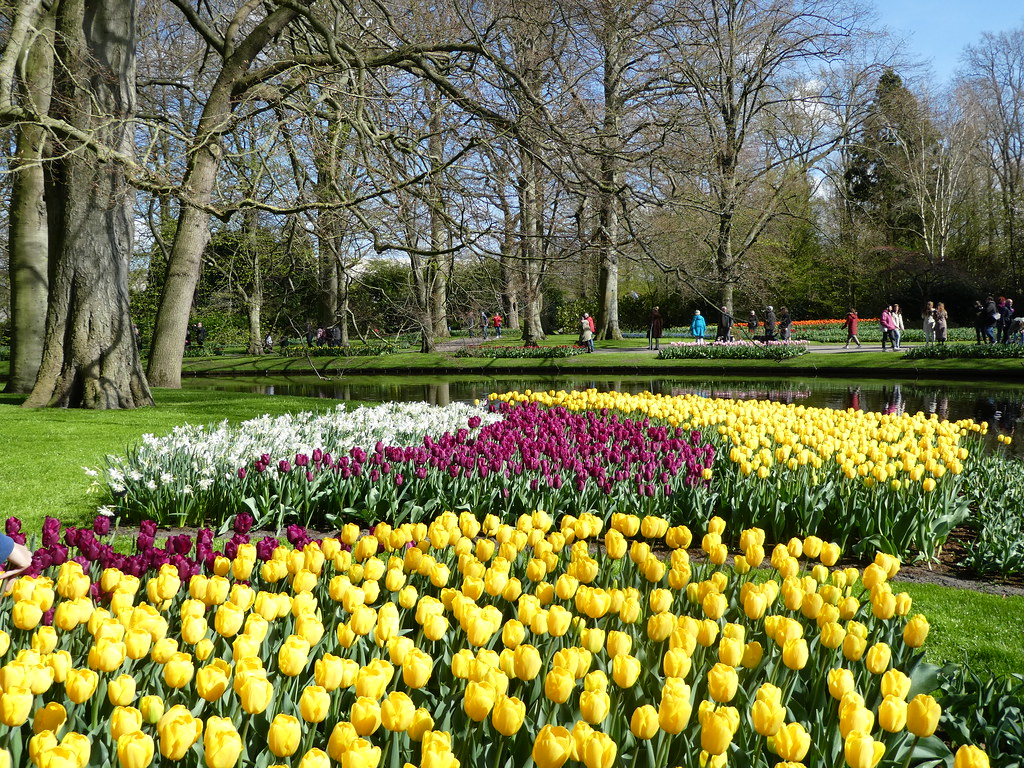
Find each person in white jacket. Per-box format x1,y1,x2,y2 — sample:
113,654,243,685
891,304,905,350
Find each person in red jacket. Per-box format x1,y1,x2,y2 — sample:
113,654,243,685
492,313,502,338
844,308,862,349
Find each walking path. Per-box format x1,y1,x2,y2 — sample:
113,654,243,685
437,336,918,356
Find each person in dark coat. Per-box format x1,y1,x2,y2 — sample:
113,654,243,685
983,296,998,344
717,306,733,341
194,322,207,350
648,306,664,350
747,310,759,339
764,306,777,342
778,307,792,340
999,299,1016,344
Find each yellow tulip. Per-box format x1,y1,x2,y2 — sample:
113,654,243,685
773,722,811,762
278,635,311,677
954,745,991,768
196,661,231,702
865,643,891,675
580,730,616,768
268,714,302,758
139,696,164,725
903,614,930,648
707,663,738,703
65,668,99,705
532,725,573,768
162,653,194,689
157,705,203,760
203,720,243,768
612,655,642,688
879,695,908,732
117,731,155,768
111,707,144,741
630,704,659,739
236,673,272,714
32,702,67,735
828,668,856,700
907,694,941,738
491,695,526,736
337,740,379,768
380,691,415,732
700,708,735,756
544,667,575,704
579,690,610,724
844,730,885,768
351,697,382,736
401,648,433,689
513,645,542,681
299,685,330,723
658,688,692,734
750,698,785,737
355,660,393,700
782,638,809,670
881,669,911,700
463,681,497,722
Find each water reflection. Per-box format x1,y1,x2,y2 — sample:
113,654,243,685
184,374,1022,450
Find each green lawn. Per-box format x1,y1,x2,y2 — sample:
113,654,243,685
1,387,1022,681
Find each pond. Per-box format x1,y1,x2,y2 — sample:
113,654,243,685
184,373,1024,450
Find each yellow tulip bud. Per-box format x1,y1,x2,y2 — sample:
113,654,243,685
907,694,941,738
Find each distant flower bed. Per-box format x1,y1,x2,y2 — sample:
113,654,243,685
282,343,398,357
658,341,809,360
903,343,1024,360
454,345,587,359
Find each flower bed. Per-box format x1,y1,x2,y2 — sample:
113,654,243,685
97,390,1007,563
0,513,991,768
658,341,809,361
497,390,987,559
453,345,587,359
104,401,715,533
101,402,500,529
903,343,1024,360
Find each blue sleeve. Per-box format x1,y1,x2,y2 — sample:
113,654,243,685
0,534,14,564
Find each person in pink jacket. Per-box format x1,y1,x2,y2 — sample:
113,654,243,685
880,306,896,351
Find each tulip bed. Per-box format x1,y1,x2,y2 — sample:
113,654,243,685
100,391,1008,563
0,510,995,768
658,341,809,360
902,345,1024,360
453,346,587,359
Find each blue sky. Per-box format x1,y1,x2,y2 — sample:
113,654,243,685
871,0,1023,82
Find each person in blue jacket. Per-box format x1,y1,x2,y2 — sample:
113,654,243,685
691,310,707,343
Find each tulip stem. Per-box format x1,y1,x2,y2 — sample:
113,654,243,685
900,735,920,768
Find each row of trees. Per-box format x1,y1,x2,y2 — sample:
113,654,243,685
2,0,1023,407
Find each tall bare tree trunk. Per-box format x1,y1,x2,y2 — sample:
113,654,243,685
518,141,546,344
24,0,152,409
594,15,623,341
146,6,298,388
5,10,53,393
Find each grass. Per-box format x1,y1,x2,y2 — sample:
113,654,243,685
1,387,1022,681
173,338,1024,380
896,581,1024,679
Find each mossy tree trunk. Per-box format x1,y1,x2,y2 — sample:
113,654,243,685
24,0,152,409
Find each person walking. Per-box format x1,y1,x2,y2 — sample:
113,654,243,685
973,301,986,344
492,312,502,338
764,306,777,342
922,301,936,343
880,306,896,350
983,296,998,344
891,304,905,349
717,306,733,341
690,310,707,344
579,314,594,352
648,306,664,350
480,310,489,339
999,298,1016,343
194,322,207,350
844,308,862,349
934,302,949,343
778,307,792,341
747,310,759,340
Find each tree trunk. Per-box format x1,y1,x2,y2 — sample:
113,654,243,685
428,88,450,338
24,0,152,409
518,141,546,345
594,17,623,341
246,296,263,355
5,10,53,394
146,6,298,388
